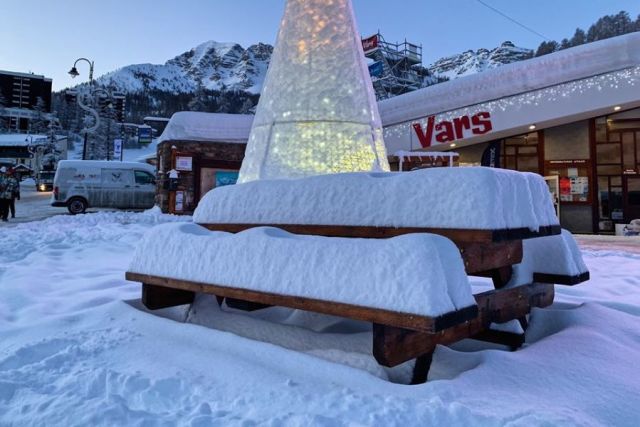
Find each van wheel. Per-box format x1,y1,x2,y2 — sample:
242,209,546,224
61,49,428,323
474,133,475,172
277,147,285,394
67,198,88,215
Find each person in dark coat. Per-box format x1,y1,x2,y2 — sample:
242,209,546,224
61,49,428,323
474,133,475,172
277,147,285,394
7,168,20,218
0,166,11,222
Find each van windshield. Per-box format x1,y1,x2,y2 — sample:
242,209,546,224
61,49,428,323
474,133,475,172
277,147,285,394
38,172,55,180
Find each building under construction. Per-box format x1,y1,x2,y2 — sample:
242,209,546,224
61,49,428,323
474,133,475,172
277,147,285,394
362,32,443,100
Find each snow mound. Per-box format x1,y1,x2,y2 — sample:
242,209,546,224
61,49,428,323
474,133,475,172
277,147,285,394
194,167,558,231
129,224,475,317
509,229,589,287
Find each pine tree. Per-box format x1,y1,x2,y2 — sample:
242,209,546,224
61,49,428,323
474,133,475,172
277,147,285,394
188,82,209,112
559,38,571,50
30,97,49,134
569,28,586,47
535,40,559,57
90,103,118,160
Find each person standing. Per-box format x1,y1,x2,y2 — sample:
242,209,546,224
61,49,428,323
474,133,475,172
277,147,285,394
7,168,20,218
0,167,11,222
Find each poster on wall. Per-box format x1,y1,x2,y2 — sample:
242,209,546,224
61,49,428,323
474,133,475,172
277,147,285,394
215,171,239,187
560,177,572,201
176,156,193,171
175,191,184,212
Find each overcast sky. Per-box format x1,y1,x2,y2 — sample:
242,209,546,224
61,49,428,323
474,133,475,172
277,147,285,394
1,0,638,90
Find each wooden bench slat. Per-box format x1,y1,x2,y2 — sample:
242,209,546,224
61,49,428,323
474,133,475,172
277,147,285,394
126,272,479,334
199,223,561,243
372,283,554,366
533,271,590,285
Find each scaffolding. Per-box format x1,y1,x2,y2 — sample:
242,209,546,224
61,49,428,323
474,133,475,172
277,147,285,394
362,32,429,100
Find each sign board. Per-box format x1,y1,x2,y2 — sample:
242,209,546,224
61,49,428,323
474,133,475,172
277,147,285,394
362,34,379,54
113,139,123,160
175,191,184,212
215,171,239,187
138,126,152,144
368,61,384,78
175,156,193,171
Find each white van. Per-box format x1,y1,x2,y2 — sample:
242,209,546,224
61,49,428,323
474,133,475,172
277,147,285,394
51,160,156,214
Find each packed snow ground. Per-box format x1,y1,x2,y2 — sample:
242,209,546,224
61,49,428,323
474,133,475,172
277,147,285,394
1,212,640,426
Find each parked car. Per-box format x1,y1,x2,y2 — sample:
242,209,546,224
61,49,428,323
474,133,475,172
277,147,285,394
35,170,56,192
51,160,156,214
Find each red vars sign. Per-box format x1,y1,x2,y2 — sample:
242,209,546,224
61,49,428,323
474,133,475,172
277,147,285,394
412,112,493,148
362,35,379,53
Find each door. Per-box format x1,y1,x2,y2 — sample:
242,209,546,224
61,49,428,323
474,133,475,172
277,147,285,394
198,168,239,201
101,168,135,208
133,170,156,208
199,168,217,201
623,175,640,223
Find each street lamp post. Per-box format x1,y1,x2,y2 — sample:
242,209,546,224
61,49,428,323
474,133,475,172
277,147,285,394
68,58,96,160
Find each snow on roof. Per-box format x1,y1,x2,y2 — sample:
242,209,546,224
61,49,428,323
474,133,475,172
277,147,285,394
158,112,253,144
58,160,155,172
143,117,171,122
378,32,640,126
0,134,49,147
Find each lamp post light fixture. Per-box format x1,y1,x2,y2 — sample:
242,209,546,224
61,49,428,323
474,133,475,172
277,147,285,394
68,58,95,86
68,57,97,160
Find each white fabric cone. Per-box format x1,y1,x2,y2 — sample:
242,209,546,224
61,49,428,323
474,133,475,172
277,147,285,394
238,0,390,183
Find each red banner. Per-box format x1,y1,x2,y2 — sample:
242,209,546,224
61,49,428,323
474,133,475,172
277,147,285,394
362,35,379,53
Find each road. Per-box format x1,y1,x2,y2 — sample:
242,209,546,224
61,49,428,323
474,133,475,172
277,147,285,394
1,179,65,226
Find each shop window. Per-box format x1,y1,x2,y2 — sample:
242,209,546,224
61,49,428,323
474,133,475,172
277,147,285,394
622,133,636,171
595,118,607,142
501,131,540,174
545,160,591,204
608,132,620,142
596,144,621,164
609,120,640,131
597,165,622,175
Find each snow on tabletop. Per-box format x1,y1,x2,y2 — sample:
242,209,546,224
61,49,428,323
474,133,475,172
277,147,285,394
129,223,476,317
508,229,589,287
194,167,558,231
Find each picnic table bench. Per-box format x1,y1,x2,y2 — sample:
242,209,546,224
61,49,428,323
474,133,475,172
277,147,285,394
126,222,587,383
126,168,589,383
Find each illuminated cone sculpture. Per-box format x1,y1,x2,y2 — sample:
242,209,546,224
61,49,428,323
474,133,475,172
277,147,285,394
237,0,390,183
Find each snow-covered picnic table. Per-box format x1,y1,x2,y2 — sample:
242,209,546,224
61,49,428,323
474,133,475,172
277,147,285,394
126,167,588,382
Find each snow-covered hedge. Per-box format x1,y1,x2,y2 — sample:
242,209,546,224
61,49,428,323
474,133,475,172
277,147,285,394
194,167,558,231
129,224,476,317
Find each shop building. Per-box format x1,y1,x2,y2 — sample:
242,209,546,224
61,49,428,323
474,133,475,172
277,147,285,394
155,112,251,214
379,32,640,234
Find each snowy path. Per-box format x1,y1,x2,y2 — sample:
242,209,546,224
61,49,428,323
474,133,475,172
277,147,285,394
1,180,63,226
1,213,639,426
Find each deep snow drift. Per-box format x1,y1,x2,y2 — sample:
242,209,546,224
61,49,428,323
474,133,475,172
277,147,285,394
1,212,640,426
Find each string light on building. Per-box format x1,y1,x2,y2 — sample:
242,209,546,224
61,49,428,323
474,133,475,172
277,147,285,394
238,0,390,183
383,65,640,142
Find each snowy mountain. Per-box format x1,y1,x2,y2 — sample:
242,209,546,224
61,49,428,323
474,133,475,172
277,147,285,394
56,39,535,124
95,41,273,95
428,41,533,80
